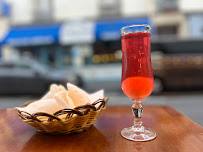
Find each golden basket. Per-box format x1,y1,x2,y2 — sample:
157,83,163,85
17,98,108,134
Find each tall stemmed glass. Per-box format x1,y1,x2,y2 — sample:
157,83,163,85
120,24,156,141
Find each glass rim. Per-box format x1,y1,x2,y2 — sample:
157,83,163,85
120,24,151,35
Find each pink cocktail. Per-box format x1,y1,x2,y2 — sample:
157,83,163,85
120,25,156,141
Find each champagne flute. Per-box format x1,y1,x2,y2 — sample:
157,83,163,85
120,24,156,141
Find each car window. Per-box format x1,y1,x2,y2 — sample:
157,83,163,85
14,64,31,70
0,64,14,69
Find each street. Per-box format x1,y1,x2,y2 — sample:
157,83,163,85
0,91,202,126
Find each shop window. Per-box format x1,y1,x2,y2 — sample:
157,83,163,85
93,41,122,64
156,25,178,36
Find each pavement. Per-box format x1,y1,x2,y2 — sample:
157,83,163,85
0,91,202,126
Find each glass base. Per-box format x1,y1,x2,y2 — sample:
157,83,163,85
121,127,156,141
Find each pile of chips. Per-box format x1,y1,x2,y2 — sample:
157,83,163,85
17,83,104,114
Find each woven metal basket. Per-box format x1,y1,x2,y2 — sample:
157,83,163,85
17,97,108,134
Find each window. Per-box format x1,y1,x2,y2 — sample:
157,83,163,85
0,63,13,69
93,41,122,64
34,0,53,23
100,0,121,18
14,64,31,70
156,0,178,12
157,25,178,36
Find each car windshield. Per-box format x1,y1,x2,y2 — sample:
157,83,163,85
1,59,48,73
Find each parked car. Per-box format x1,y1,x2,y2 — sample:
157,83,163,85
0,59,83,94
152,52,203,93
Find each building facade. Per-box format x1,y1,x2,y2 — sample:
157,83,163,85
179,0,203,38
1,0,203,67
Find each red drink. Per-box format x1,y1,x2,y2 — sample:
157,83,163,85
120,25,156,142
121,33,154,101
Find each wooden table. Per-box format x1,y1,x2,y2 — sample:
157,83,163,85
0,106,202,152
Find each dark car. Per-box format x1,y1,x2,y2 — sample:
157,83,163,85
152,52,203,93
0,59,83,94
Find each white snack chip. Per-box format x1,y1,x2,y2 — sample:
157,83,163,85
90,90,104,104
54,91,75,109
17,99,63,114
67,83,91,107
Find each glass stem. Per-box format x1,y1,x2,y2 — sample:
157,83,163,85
131,102,144,132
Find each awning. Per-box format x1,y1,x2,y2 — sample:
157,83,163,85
0,18,153,47
95,17,153,41
0,24,61,47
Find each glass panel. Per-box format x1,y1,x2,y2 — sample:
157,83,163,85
156,0,178,12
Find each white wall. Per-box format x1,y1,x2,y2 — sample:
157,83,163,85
121,0,150,17
179,0,203,12
9,0,34,25
7,0,153,25
53,0,99,21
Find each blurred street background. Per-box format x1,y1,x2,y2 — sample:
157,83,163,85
0,0,202,126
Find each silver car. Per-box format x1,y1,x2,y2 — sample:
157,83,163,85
0,59,82,94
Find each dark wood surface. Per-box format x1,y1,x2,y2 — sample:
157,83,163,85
0,106,202,152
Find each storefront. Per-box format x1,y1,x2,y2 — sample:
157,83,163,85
58,20,95,68
0,23,66,68
0,17,153,68
93,17,153,65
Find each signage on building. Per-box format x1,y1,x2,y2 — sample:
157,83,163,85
0,0,10,16
59,20,95,45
